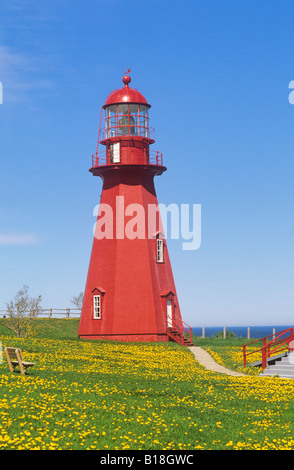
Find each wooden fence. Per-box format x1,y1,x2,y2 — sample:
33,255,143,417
200,326,278,340
0,312,279,341
0,309,81,318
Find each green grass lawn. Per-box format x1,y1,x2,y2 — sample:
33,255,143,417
1,318,294,450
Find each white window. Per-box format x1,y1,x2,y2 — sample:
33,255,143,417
157,239,164,263
110,142,120,163
93,295,101,319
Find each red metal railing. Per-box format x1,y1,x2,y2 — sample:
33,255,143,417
91,152,107,167
242,328,294,369
182,319,193,345
166,311,193,346
91,150,163,168
101,125,155,141
149,151,163,166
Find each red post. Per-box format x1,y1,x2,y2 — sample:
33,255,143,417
243,345,246,367
262,348,267,369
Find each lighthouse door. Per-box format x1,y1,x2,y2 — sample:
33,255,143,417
166,299,173,327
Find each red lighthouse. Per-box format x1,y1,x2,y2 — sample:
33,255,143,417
78,73,193,345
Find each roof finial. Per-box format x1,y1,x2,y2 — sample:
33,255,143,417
122,68,131,86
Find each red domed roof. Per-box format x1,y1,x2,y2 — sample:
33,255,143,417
103,74,150,108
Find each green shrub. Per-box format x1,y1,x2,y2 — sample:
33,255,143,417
214,329,236,339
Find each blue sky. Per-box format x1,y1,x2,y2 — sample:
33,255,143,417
1,0,294,327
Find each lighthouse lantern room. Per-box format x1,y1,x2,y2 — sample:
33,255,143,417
78,73,193,346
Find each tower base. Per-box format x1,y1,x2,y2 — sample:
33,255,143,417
78,333,170,342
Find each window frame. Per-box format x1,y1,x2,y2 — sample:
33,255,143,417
157,238,164,263
109,142,120,163
93,294,101,319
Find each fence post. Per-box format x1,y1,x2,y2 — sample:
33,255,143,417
202,327,205,338
49,308,52,318
223,326,226,339
272,328,276,339
66,308,70,318
247,327,250,340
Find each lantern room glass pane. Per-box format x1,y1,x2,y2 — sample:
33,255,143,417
117,104,128,115
110,116,117,127
130,105,139,135
129,104,139,114
105,118,109,138
108,105,117,116
139,105,148,116
117,104,128,135
139,105,148,137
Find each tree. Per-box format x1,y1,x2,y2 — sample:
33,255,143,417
70,292,84,309
6,285,42,338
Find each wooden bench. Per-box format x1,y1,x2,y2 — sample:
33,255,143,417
4,347,35,375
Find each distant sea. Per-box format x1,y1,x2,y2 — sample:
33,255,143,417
192,325,294,340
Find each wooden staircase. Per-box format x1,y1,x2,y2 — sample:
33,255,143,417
166,315,194,347
167,327,194,346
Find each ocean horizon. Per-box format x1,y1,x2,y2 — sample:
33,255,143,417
191,325,294,339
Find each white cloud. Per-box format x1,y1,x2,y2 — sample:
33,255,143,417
0,45,55,102
0,46,31,88
0,46,28,69
0,233,40,245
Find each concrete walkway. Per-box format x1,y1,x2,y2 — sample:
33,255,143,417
189,346,246,377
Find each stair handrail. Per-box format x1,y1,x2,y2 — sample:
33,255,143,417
165,311,192,345
242,328,294,369
261,328,294,369
182,318,193,345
